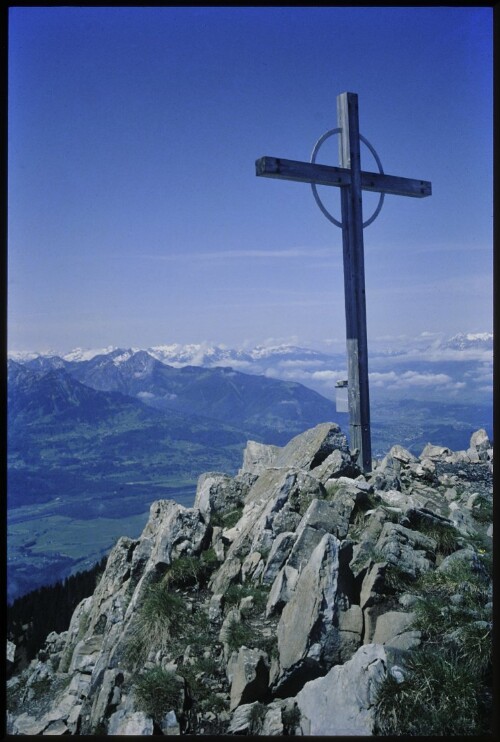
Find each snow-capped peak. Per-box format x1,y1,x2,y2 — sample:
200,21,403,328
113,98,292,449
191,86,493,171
111,349,137,366
444,333,493,351
8,350,44,362
62,346,119,362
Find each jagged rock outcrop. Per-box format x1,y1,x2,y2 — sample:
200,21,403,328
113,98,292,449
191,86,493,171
194,472,252,521
274,532,340,695
7,425,493,736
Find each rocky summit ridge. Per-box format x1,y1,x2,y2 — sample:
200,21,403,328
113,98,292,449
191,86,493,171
7,423,493,736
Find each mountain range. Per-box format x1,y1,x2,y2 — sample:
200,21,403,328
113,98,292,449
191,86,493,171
10,331,492,404
7,334,492,602
7,354,344,601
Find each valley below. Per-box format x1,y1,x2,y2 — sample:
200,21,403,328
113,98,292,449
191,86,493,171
7,339,492,602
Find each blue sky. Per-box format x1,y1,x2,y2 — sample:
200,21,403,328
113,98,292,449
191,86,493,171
8,6,493,354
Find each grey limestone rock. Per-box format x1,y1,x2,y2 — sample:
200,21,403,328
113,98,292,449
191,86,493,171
241,551,263,582
194,472,249,520
350,509,387,577
209,556,241,594
144,500,208,568
223,469,299,558
437,546,484,575
322,488,358,539
372,610,416,645
271,422,349,472
372,450,405,491
58,597,94,672
420,443,453,460
227,646,270,710
337,604,363,661
375,522,436,577
238,440,281,476
360,562,387,610
260,701,285,735
285,471,329,518
161,709,181,735
107,709,154,735
276,496,352,583
269,507,302,535
275,533,340,691
377,488,425,511
285,524,326,572
67,672,91,699
295,643,387,735
227,701,261,734
389,445,418,465
265,565,298,618
261,532,297,585
238,595,255,617
225,468,324,565
12,712,48,736
469,429,491,460
68,635,103,674
40,718,69,735
298,496,353,540
312,447,360,482
89,668,123,732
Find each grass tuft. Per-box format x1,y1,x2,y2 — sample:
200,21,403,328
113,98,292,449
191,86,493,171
224,583,269,613
134,666,183,723
282,703,301,733
248,701,267,734
225,617,254,653
415,519,460,556
125,581,186,666
470,494,493,524
375,534,492,736
375,647,491,735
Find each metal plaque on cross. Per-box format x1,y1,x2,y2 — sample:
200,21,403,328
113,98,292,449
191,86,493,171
255,92,431,473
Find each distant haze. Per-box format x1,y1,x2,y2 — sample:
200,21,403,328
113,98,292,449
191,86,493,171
8,332,493,407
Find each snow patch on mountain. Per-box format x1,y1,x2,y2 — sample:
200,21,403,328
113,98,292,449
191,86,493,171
62,346,120,362
8,332,493,405
444,332,493,350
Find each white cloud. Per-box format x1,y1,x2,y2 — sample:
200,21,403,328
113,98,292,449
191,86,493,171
369,371,398,387
147,246,337,261
369,370,466,391
464,365,493,385
399,371,454,387
478,385,493,394
277,359,327,369
311,370,344,381
401,348,492,363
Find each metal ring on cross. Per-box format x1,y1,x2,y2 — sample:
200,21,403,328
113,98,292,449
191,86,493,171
310,128,385,228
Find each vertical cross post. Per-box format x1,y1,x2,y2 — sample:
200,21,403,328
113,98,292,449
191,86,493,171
337,92,371,472
255,92,431,474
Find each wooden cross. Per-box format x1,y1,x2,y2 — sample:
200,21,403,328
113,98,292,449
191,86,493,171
256,92,431,473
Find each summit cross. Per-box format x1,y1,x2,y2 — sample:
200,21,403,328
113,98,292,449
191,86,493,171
256,92,431,472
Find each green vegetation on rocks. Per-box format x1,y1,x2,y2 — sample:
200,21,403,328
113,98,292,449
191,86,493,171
375,545,492,735
125,582,187,667
134,667,184,723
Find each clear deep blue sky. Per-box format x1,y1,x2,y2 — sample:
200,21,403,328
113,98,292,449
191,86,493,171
8,6,493,354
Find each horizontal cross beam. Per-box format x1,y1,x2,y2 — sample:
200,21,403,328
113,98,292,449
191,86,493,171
256,156,432,198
